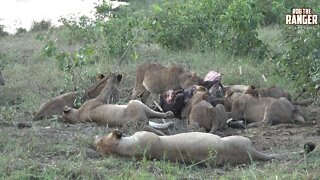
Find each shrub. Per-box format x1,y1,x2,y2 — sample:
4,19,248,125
0,24,9,37
30,20,52,32
278,27,320,93
15,28,27,35
146,0,233,50
220,0,268,59
146,0,268,58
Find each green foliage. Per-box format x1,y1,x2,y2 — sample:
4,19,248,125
146,0,231,49
0,24,9,37
59,15,96,43
57,0,140,59
146,0,268,58
37,0,320,97
147,1,199,49
278,27,320,93
15,27,27,35
253,0,320,26
30,20,52,32
220,0,268,59
97,7,140,57
42,39,95,105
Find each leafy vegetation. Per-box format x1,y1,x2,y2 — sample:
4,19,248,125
0,0,320,179
30,20,52,32
37,0,319,94
0,24,9,37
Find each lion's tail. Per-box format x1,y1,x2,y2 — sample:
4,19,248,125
252,142,316,161
251,149,277,161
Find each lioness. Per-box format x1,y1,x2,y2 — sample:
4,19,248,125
224,85,249,94
244,85,291,101
226,85,293,111
94,130,278,166
230,93,305,126
180,86,210,119
33,73,122,120
131,63,203,103
182,87,228,132
224,90,242,112
62,74,174,131
0,70,5,85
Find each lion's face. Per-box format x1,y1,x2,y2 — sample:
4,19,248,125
0,71,5,85
87,73,122,100
94,130,122,155
62,106,80,123
192,87,210,102
244,85,259,98
179,72,203,89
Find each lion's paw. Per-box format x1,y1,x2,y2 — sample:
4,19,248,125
165,111,174,118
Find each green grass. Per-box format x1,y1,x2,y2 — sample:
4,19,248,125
0,22,319,179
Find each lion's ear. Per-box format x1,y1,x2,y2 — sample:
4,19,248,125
225,90,234,97
203,94,210,101
112,129,123,139
63,106,71,113
249,85,256,89
116,74,122,83
97,74,105,80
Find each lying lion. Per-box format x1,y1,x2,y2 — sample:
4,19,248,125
225,85,291,101
0,70,5,85
131,62,203,103
245,85,291,101
225,85,295,112
230,93,305,127
95,130,279,166
181,87,228,132
63,74,174,133
224,85,249,94
224,90,243,111
33,73,122,120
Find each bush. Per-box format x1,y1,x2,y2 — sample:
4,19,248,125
30,20,52,32
146,0,268,58
0,24,9,37
220,0,268,59
278,27,320,93
15,28,27,35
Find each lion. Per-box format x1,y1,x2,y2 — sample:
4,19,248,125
225,85,291,100
86,73,122,101
94,130,290,166
180,87,228,132
224,90,243,112
32,73,122,120
62,73,174,133
229,93,305,127
224,85,249,94
226,85,295,112
180,86,210,119
0,70,5,85
131,62,203,103
257,86,292,101
244,85,259,97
